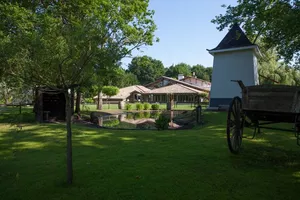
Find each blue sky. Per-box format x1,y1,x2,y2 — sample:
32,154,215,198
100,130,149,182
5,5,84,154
122,0,237,69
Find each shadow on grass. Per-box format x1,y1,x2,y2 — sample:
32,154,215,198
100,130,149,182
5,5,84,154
0,110,300,199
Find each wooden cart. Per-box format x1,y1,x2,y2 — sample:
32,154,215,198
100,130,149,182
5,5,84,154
227,80,300,154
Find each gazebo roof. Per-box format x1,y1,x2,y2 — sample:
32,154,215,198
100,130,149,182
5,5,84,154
145,84,204,95
208,24,255,52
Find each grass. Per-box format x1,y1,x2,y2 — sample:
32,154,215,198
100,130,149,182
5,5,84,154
0,107,300,199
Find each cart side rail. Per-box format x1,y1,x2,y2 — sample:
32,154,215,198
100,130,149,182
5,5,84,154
243,86,300,113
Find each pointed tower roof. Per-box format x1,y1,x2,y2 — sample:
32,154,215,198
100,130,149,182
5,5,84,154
208,24,258,54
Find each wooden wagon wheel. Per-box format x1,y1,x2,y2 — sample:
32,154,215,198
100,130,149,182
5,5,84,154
227,96,244,154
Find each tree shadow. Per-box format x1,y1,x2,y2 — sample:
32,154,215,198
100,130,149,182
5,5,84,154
0,110,300,199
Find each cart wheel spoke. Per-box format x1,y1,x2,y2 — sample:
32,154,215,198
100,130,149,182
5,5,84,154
227,96,243,154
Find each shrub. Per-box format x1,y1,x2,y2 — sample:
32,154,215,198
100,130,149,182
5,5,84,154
151,103,160,110
136,103,143,110
143,103,151,110
126,112,134,119
150,111,161,119
143,111,151,118
155,114,170,130
84,98,94,104
103,119,120,127
125,104,132,110
135,112,144,119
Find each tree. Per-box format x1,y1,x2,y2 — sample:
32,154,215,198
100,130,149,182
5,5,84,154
102,86,119,109
128,56,165,85
120,72,140,87
164,63,191,78
212,0,300,66
191,64,210,81
258,51,299,85
1,0,157,184
93,63,126,110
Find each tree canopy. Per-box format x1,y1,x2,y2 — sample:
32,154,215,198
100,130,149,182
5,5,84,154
164,63,191,78
102,86,119,97
164,63,212,81
0,0,157,184
212,0,300,66
128,56,165,85
191,65,212,81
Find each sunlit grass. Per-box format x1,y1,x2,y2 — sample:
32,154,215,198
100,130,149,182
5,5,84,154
0,107,299,199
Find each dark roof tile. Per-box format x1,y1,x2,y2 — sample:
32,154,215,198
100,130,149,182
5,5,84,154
209,24,254,51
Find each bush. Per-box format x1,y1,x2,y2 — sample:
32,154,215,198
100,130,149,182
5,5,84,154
126,112,134,119
143,111,151,118
103,119,120,127
143,103,151,110
125,104,132,110
150,111,161,119
84,98,94,104
135,112,144,119
155,114,170,130
151,103,160,110
136,103,143,110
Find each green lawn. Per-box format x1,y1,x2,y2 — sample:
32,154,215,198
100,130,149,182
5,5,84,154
0,107,299,199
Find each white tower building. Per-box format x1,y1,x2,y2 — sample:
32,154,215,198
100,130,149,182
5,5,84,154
207,24,260,109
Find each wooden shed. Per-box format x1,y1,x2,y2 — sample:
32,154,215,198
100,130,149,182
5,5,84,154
34,88,74,122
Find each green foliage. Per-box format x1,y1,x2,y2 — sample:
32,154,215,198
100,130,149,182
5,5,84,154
120,72,140,87
128,56,165,85
143,103,151,110
151,103,160,110
136,103,143,111
0,0,158,184
102,86,119,97
256,41,300,85
125,104,133,111
126,112,134,119
150,111,161,119
165,63,191,78
143,111,151,118
155,114,170,130
212,0,300,66
0,0,158,96
191,65,212,81
199,93,209,102
84,98,94,104
135,112,144,119
103,119,120,127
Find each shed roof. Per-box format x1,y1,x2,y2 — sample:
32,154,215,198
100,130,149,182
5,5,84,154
145,84,204,94
208,24,254,51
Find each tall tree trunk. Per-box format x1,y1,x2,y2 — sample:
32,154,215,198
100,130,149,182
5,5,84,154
64,90,73,184
97,91,103,110
75,90,81,114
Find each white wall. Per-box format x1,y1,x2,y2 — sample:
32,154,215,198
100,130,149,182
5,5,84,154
210,49,258,99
